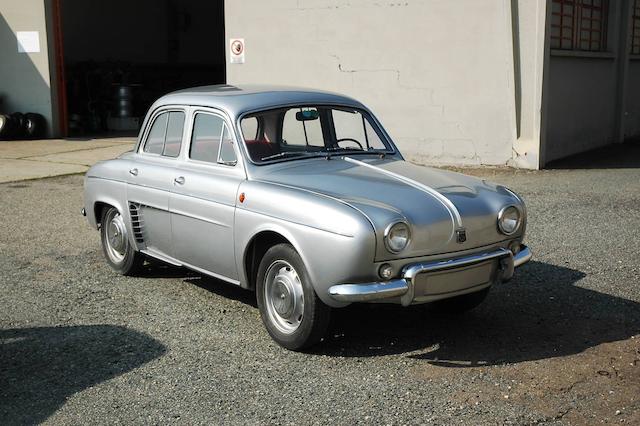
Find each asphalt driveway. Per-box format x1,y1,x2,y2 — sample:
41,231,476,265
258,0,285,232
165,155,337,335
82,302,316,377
0,165,638,424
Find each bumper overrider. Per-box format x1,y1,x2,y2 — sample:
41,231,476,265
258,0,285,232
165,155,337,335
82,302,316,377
329,244,532,306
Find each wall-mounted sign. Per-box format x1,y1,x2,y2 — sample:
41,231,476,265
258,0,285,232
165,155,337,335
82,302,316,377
17,31,40,53
230,38,245,64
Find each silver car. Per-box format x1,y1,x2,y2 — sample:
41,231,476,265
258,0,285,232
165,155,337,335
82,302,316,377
83,85,532,350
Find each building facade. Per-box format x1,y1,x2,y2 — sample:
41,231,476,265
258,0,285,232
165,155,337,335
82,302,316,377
1,0,638,168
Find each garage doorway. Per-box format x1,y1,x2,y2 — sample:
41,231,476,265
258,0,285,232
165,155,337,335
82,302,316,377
53,0,225,137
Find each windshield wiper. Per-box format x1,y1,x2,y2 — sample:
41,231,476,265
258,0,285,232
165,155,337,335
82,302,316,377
322,147,388,156
260,151,321,161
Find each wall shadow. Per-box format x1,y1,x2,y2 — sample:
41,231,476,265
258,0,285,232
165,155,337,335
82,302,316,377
312,261,640,363
546,138,640,169
0,325,166,424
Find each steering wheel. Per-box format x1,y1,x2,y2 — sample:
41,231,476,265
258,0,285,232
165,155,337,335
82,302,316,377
336,138,364,150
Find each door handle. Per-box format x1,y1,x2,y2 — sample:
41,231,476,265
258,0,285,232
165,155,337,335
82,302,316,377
129,168,138,176
174,176,185,185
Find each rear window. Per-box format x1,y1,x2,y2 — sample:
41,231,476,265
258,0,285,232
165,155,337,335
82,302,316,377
142,111,185,157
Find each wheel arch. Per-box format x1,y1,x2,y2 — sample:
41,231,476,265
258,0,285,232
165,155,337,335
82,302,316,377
243,230,292,291
90,196,128,232
93,201,112,227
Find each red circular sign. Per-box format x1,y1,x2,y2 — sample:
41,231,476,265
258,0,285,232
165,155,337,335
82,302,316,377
231,40,243,55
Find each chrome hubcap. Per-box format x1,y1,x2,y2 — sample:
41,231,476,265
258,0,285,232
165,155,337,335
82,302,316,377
105,210,127,263
264,260,304,334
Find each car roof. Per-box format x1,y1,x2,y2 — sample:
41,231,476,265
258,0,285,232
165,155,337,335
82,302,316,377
153,84,366,117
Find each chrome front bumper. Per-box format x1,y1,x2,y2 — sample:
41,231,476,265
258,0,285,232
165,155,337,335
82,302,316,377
328,244,532,306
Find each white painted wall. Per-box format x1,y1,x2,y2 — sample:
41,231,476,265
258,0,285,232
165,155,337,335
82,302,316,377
510,0,547,169
0,0,54,135
225,0,522,167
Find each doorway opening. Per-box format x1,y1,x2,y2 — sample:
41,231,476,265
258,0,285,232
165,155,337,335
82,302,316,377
54,0,225,137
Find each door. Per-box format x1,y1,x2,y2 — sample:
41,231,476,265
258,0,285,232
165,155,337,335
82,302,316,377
126,108,186,257
169,110,244,281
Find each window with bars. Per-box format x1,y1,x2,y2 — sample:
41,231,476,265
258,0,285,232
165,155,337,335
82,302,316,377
550,0,609,52
632,0,640,54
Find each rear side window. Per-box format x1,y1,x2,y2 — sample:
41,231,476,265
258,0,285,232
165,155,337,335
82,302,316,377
143,113,167,154
190,113,237,165
142,111,185,157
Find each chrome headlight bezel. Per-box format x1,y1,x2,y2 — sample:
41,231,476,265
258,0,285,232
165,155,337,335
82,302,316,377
497,205,523,236
384,221,411,253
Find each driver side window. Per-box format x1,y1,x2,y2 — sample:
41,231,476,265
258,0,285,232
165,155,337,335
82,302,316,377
189,113,237,165
332,109,385,150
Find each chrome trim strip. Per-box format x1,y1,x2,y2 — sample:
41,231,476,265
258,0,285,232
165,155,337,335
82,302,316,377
400,248,512,306
402,248,511,279
141,248,183,266
328,245,532,305
328,280,409,302
342,156,464,230
513,244,532,268
141,249,241,286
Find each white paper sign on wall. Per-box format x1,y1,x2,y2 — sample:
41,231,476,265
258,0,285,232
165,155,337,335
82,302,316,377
17,31,40,53
230,38,245,64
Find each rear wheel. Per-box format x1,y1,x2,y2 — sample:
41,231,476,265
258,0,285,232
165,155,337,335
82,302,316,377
100,206,144,275
256,243,331,351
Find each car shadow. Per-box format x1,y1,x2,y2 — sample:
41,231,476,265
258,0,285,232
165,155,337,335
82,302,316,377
0,325,166,424
183,275,258,308
137,260,257,307
312,261,640,364
137,260,640,366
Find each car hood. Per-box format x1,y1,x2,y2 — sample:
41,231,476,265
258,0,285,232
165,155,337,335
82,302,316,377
251,156,523,260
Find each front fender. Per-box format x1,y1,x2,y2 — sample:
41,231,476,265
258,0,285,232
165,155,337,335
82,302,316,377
234,181,376,307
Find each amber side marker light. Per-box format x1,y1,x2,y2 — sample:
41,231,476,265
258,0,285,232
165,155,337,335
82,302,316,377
239,193,246,203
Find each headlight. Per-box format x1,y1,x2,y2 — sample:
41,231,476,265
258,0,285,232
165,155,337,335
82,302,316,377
384,221,411,253
498,205,522,235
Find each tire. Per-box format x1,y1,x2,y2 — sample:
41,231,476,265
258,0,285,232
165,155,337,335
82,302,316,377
256,243,331,351
24,113,46,139
0,114,18,140
10,112,26,139
100,206,145,275
428,287,490,316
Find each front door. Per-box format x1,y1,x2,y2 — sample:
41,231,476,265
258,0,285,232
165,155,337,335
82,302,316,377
169,110,244,281
126,108,186,257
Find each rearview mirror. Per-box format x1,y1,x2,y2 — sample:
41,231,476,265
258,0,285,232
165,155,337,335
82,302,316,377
296,109,319,121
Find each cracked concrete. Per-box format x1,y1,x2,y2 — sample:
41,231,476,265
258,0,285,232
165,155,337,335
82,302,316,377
0,138,135,183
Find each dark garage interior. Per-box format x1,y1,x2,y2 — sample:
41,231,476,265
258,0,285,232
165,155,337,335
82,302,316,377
58,0,225,137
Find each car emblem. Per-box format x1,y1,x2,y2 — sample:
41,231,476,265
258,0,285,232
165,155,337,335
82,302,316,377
456,228,467,243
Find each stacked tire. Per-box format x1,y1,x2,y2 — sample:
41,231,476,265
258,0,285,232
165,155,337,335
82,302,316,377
0,112,46,140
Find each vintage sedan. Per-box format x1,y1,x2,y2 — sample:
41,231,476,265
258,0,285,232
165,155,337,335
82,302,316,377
83,85,532,350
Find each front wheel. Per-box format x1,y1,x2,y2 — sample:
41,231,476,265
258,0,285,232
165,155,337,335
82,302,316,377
100,206,144,275
256,243,331,351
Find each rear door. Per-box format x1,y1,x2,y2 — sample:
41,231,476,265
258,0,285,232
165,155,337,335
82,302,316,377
126,107,186,258
169,109,245,281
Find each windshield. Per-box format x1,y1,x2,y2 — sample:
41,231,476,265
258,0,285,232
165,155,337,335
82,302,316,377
240,106,393,163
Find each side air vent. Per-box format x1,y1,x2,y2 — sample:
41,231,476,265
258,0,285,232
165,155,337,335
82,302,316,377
129,202,145,243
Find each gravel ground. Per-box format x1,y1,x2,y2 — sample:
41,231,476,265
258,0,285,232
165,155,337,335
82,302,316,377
0,167,639,425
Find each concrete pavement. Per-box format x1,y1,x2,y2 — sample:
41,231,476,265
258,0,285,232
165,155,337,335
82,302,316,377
0,137,135,183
